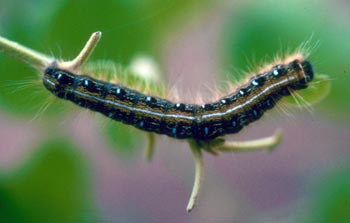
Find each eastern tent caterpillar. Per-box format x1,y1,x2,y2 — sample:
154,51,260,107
43,55,314,141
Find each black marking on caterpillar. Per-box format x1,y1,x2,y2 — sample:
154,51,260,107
42,58,314,141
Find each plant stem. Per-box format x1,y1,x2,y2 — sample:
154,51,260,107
0,35,52,69
60,31,102,70
187,140,204,212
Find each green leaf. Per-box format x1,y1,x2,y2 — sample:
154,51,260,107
0,139,99,223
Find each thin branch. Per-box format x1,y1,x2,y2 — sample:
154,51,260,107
0,31,102,72
186,140,204,212
215,130,283,153
0,35,52,69
59,31,102,70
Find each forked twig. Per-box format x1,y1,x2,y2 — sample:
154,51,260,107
185,130,282,212
0,31,101,71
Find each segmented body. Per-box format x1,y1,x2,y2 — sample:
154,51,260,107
43,59,314,140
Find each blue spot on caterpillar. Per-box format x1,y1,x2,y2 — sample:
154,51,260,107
42,58,314,141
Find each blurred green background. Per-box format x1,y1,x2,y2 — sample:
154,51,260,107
0,0,349,222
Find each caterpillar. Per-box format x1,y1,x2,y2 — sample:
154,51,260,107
43,56,314,141
1,32,324,212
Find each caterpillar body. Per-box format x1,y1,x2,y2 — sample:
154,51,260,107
43,57,314,141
